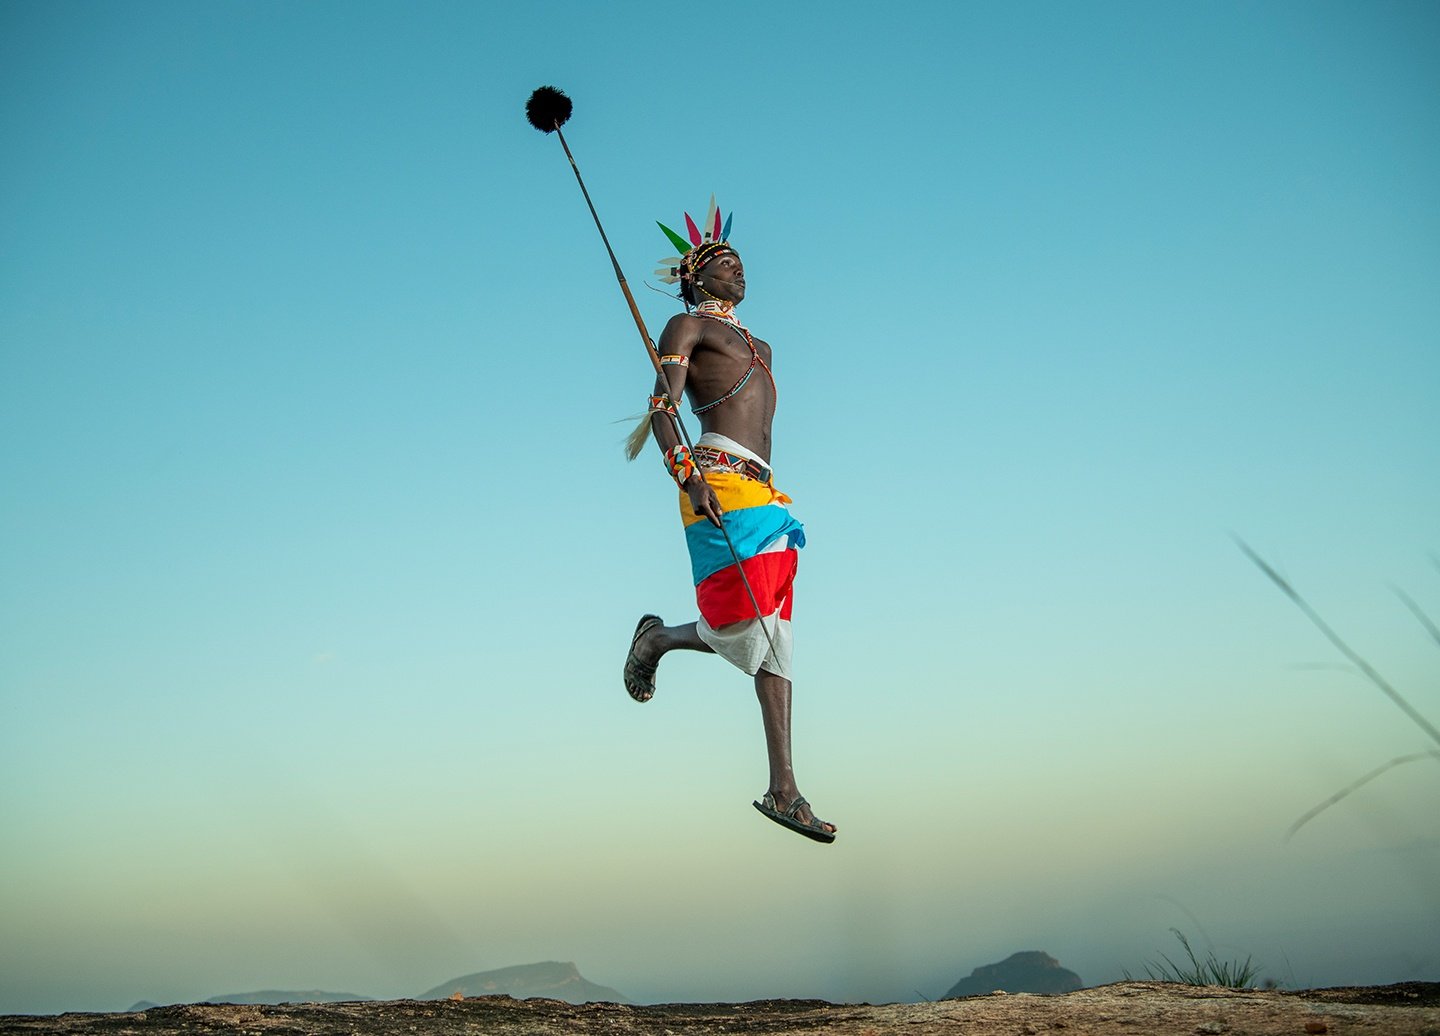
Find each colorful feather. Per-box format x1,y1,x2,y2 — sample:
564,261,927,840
684,213,702,246
721,213,732,241
703,195,718,242
658,222,691,255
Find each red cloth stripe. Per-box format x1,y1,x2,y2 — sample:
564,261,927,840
695,549,797,628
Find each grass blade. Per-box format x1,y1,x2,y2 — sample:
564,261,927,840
1234,537,1440,749
1284,750,1440,841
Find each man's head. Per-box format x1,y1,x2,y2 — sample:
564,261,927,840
681,242,745,308
656,198,741,308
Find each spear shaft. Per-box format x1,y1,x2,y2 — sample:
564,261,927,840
550,124,664,377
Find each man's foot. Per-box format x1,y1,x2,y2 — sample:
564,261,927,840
623,614,664,703
753,791,837,844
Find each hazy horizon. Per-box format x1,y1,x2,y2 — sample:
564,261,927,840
3,0,1436,1016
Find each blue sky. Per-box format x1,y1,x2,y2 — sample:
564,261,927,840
2,0,1437,1014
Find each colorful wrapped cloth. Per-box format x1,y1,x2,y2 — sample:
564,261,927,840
680,433,805,678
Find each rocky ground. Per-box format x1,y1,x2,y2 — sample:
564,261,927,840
3,981,1437,1035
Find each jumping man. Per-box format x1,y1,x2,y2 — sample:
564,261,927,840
621,199,835,844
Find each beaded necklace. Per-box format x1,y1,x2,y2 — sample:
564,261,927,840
690,304,776,415
694,299,739,321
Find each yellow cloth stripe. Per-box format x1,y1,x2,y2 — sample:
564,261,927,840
680,471,791,527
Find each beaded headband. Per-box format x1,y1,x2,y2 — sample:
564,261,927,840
654,195,736,285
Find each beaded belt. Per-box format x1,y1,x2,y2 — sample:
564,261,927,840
694,444,773,485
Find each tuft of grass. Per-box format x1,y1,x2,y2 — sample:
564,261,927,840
1138,929,1261,988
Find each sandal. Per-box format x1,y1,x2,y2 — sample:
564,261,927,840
753,792,836,844
623,614,663,702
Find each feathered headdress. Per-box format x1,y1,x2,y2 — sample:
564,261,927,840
654,195,735,285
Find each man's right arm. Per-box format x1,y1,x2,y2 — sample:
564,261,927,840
647,315,724,527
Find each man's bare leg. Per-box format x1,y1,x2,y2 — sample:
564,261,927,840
755,669,836,834
625,618,713,703
628,623,834,833
635,620,713,666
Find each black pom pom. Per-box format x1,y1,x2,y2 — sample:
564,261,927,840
525,86,572,133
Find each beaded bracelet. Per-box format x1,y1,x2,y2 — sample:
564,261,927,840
664,444,696,486
648,394,679,416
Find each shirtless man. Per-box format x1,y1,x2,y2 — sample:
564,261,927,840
621,207,835,843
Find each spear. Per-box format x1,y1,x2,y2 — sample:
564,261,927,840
524,85,782,662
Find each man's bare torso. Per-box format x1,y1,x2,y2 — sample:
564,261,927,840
661,312,775,462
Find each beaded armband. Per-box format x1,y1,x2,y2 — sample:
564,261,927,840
648,394,679,416
659,354,689,368
664,444,696,486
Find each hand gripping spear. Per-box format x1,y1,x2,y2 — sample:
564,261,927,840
524,85,782,663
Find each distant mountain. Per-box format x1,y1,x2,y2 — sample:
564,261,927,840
200,990,375,1005
126,1001,160,1012
944,951,1083,998
420,961,629,1004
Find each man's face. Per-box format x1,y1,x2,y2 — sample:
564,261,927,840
696,250,745,304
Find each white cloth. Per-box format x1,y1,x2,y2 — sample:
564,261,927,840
695,431,769,467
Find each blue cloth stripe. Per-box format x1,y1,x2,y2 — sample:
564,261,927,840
684,503,805,586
